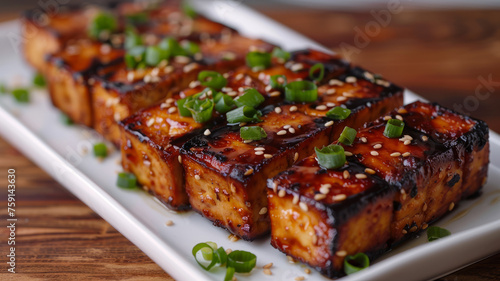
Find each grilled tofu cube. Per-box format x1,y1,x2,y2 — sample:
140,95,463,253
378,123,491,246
94,34,274,146
181,68,403,240
45,41,124,126
267,101,489,277
119,49,358,211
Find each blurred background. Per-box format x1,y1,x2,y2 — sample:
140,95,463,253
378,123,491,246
0,0,499,280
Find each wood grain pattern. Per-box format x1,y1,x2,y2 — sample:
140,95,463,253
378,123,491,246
0,6,499,281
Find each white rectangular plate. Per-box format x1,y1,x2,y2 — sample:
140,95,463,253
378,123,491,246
1,2,499,280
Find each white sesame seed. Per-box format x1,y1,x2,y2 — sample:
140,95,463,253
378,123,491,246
294,152,299,162
329,79,344,86
183,63,198,73
295,276,305,281
390,152,401,157
326,102,336,107
164,66,174,73
291,63,304,72
127,72,134,82
383,115,392,121
189,80,200,88
175,56,191,64
326,88,336,95
254,147,265,151
168,107,177,114
333,194,347,201
283,125,291,129
398,108,408,114
290,106,298,112
228,234,240,242
235,73,244,81
325,121,334,127
166,98,175,104
364,72,374,80
178,155,182,163
270,91,281,97
143,74,152,83
304,268,311,274
336,96,347,102
288,128,296,134
355,173,367,179
336,250,347,257
287,256,296,263
244,169,254,176
203,129,211,136
370,151,379,156
165,220,174,226
396,115,403,121
404,140,412,145
255,151,264,155
243,140,253,144
346,76,357,83
449,202,455,211
344,151,353,156
277,130,287,136
195,175,200,180
259,207,268,215
263,269,272,275
264,263,273,269
402,152,411,157
278,189,286,197
292,194,299,204
151,67,159,77
231,183,237,193
146,118,155,127
365,168,376,174
316,105,327,111
265,85,273,92
299,202,308,211
422,135,429,141
314,193,326,200
227,91,238,97
264,154,272,159
274,107,282,114
373,144,382,149
343,170,350,179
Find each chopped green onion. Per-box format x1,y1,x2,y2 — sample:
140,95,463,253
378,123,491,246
145,46,168,66
125,46,146,69
61,113,73,125
315,144,345,169
88,12,117,40
227,250,257,273
344,253,370,275
384,119,405,138
192,242,218,271
11,88,29,103
226,106,262,124
33,73,46,87
270,74,287,90
224,267,235,281
184,97,214,123
215,247,228,266
240,126,267,141
271,47,290,62
427,226,451,242
177,96,193,117
338,127,357,146
182,1,197,18
214,92,235,113
158,37,186,57
93,142,108,158
125,12,148,25
246,51,271,70
201,242,218,260
0,83,7,94
309,63,325,82
116,172,138,189
284,80,318,103
124,29,143,50
326,107,351,120
234,88,265,108
182,41,200,56
198,71,227,90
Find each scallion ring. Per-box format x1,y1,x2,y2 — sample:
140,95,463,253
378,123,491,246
198,71,227,90
384,119,405,138
184,98,214,123
93,142,108,158
226,106,262,124
309,63,325,82
315,144,345,169
284,80,318,103
234,88,265,108
182,41,201,56
338,126,357,146
214,92,235,113
240,126,267,141
270,74,287,90
11,88,29,103
427,226,451,242
88,12,117,40
227,250,257,273
192,242,218,271
326,106,351,120
145,46,168,66
344,253,370,275
116,172,138,189
246,51,271,70
224,267,235,281
33,73,46,87
271,47,290,62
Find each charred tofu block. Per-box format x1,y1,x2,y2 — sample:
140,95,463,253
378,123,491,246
181,66,403,240
118,48,348,211
267,101,489,277
93,34,274,146
22,5,98,71
45,41,124,126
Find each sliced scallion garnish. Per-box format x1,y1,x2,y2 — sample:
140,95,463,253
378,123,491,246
11,88,29,103
124,46,146,69
198,71,227,90
326,106,351,120
338,126,357,146
145,46,167,66
182,1,197,18
0,83,7,94
33,73,46,87
116,172,138,189
192,242,218,271
284,80,318,103
125,12,148,25
88,12,117,40
93,142,108,158
344,253,370,275
214,92,235,113
384,119,405,138
158,37,186,57
226,106,262,124
427,226,451,242
270,74,287,90
246,51,271,70
182,41,200,56
227,250,257,273
224,267,235,281
234,88,265,108
240,126,267,141
309,63,325,82
184,97,214,123
315,144,345,169
271,47,290,62
124,29,143,50
61,113,74,125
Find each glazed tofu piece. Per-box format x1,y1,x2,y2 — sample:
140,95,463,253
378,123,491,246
267,101,489,277
93,34,274,146
119,49,355,211
181,67,403,240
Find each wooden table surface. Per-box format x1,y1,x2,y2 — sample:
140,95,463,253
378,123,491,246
1,4,500,281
